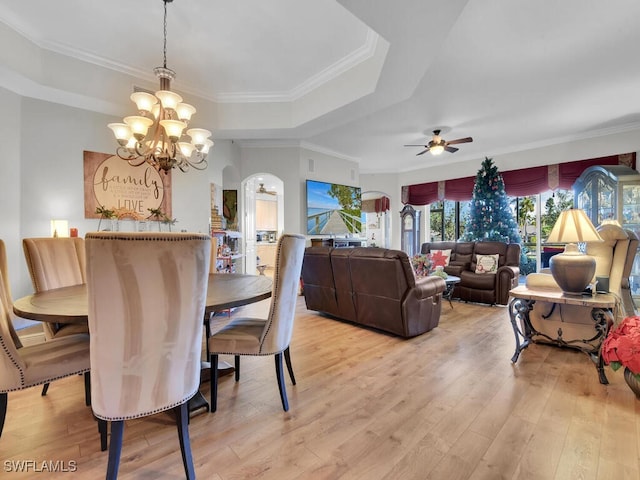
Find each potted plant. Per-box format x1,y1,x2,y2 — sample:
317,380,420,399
601,315,640,397
95,205,116,231
148,207,177,232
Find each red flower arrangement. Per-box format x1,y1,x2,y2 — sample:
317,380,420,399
411,253,432,277
601,315,640,380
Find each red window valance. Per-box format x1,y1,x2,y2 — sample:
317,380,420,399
444,177,475,201
402,153,636,205
362,196,390,213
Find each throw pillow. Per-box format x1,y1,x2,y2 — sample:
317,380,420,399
475,254,499,274
431,249,451,268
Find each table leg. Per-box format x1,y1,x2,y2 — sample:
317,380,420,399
508,297,534,363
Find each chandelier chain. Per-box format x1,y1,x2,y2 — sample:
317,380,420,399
162,0,168,69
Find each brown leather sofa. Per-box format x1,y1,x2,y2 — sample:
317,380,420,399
301,247,446,337
420,241,521,305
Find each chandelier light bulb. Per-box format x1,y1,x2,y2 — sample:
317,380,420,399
124,116,154,141
159,119,187,142
178,142,196,157
130,91,158,114
155,90,182,110
187,128,212,149
176,103,196,122
108,123,132,146
201,139,214,154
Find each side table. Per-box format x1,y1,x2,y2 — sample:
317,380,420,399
508,285,618,384
443,275,461,309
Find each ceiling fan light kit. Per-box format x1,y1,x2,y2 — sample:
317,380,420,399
404,129,473,156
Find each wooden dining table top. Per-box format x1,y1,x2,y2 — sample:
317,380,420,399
13,273,273,324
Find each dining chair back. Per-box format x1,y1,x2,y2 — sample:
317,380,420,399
85,232,211,480
208,233,306,412
23,237,88,339
0,239,90,439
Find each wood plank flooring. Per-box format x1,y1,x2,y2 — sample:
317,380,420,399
2,297,639,479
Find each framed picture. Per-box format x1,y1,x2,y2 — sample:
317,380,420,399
83,150,172,220
223,189,238,230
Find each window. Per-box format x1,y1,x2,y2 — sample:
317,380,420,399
430,200,470,242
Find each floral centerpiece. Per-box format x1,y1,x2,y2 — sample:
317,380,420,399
411,253,432,277
601,315,640,396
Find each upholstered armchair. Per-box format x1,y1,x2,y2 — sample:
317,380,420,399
86,232,211,480
525,224,630,351
0,239,90,439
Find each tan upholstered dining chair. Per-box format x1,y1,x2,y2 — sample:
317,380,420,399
0,239,90,439
208,233,305,412
86,232,211,480
23,237,90,397
23,237,89,340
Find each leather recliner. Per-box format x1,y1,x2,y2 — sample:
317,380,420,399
302,247,445,338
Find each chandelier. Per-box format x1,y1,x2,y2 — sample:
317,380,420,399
108,0,212,173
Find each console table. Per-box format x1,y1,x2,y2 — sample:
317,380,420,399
310,238,366,248
508,285,618,384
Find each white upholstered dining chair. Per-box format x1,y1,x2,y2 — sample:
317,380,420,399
85,232,210,480
0,239,90,439
208,233,305,412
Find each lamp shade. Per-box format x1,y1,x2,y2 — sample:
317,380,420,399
546,208,603,243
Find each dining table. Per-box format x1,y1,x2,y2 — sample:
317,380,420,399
13,273,273,414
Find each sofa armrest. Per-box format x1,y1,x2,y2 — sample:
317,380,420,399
496,265,519,305
414,275,446,299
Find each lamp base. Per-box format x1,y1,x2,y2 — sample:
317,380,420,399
549,243,596,295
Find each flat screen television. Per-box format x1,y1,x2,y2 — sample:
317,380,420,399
306,179,363,236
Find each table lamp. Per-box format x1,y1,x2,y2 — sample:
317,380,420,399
50,219,69,238
546,208,603,295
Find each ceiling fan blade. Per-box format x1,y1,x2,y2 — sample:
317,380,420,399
446,137,473,145
416,149,430,156
445,146,459,153
404,144,428,147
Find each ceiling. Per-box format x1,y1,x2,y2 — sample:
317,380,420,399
2,0,640,175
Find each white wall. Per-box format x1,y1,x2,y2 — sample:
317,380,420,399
0,87,22,300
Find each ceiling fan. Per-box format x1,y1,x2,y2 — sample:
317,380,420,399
257,183,277,195
404,129,473,156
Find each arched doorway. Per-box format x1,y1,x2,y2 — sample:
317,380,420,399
241,173,284,275
362,190,391,248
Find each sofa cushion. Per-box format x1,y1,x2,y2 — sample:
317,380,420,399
460,270,496,290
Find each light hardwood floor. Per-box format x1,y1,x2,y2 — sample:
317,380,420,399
3,297,639,479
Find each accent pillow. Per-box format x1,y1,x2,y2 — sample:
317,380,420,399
475,254,499,274
430,249,451,268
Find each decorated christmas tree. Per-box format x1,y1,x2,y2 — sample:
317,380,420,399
462,157,521,243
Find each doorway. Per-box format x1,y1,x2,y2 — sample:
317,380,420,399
241,174,284,275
